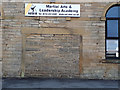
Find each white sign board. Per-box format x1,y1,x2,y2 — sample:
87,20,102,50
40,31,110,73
25,3,80,17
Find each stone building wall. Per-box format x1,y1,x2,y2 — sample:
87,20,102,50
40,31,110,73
1,2,120,79
0,3,2,87
25,34,81,78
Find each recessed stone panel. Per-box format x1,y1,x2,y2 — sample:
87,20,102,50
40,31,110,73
25,34,81,78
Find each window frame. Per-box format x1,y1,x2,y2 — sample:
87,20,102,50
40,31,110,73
105,5,120,59
0,6,4,20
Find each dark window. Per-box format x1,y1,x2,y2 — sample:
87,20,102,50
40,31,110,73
106,5,120,59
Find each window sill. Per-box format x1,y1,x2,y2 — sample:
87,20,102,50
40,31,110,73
100,59,120,64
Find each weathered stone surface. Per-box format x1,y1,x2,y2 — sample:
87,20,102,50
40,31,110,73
25,35,81,78
1,0,119,2
1,2,119,79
